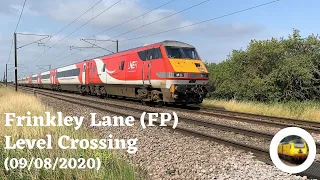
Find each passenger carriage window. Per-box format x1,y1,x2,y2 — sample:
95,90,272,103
55,68,80,78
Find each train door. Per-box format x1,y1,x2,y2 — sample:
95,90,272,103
50,72,53,84
88,62,94,84
118,56,126,83
142,50,151,85
82,63,86,84
38,74,41,86
51,71,56,84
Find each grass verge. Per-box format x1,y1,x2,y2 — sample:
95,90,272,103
0,86,143,179
203,99,320,122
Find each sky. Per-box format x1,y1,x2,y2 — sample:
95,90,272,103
0,0,319,81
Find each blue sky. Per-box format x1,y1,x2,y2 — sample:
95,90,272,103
1,0,319,81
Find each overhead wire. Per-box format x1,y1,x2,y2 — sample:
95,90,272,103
60,0,211,62
119,0,281,42
26,0,280,75
90,0,178,38
6,0,27,64
88,0,211,46
28,0,122,64
27,0,103,64
53,0,209,66
67,0,281,66
53,0,178,61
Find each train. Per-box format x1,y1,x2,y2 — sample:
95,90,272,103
17,40,214,106
277,138,309,164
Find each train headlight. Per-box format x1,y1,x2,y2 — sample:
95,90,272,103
173,73,184,77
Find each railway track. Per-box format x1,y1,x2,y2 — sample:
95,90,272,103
200,107,320,128
16,85,320,135
16,86,320,178
164,106,320,134
19,87,272,154
17,86,320,149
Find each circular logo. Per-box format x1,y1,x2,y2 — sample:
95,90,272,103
269,127,316,174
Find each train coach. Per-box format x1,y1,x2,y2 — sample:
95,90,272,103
18,40,214,106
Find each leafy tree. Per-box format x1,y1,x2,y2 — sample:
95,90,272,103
204,29,320,102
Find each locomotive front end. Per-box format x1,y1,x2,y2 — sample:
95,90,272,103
160,41,214,105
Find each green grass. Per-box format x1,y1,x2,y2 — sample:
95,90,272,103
203,98,320,122
0,87,146,179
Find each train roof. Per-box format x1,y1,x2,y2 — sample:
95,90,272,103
54,40,194,68
160,40,194,48
90,40,195,60
27,40,195,77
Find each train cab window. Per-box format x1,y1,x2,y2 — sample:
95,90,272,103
152,48,162,59
83,65,86,72
146,49,152,60
138,51,146,61
137,47,162,61
119,61,125,70
182,48,199,59
165,46,183,58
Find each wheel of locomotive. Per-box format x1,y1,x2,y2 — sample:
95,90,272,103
100,92,108,99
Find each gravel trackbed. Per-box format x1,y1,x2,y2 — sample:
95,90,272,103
37,93,306,180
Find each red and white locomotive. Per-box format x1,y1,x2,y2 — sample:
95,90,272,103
18,40,214,106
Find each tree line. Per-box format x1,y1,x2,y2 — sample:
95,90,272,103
205,29,320,102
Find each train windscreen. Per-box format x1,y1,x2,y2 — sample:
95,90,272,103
165,46,200,59
182,48,199,59
294,143,305,148
165,46,183,58
291,139,305,148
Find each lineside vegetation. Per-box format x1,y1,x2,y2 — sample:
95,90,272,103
204,29,320,121
0,86,143,179
202,99,320,121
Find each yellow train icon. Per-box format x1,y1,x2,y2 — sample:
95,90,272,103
278,138,309,164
